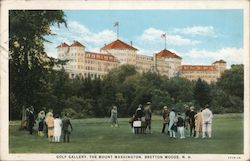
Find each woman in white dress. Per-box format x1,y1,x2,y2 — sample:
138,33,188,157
168,108,177,138
54,114,62,142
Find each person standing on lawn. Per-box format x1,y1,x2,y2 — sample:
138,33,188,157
168,108,177,138
28,106,35,135
44,109,53,138
62,113,73,142
194,109,203,138
135,104,143,120
189,106,197,137
45,112,54,142
177,113,185,139
144,102,152,133
161,106,169,134
37,110,45,136
202,105,213,138
54,114,62,142
184,104,190,130
134,104,144,134
110,105,118,127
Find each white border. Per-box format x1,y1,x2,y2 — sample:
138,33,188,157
0,0,249,161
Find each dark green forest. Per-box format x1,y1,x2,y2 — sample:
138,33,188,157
9,10,244,120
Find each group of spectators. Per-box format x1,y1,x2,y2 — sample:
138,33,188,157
120,102,213,139
24,107,73,143
162,104,213,139
110,102,153,134
128,102,153,134
24,103,213,141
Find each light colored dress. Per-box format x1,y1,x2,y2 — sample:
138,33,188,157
54,118,62,137
168,111,176,131
45,115,54,138
195,112,202,132
110,109,118,124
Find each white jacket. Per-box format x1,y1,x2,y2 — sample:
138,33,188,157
202,108,213,124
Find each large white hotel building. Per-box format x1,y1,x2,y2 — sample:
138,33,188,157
57,39,226,84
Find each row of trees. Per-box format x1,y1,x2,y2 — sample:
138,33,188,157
9,10,244,120
10,62,244,120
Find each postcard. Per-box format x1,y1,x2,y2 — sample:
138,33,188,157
0,0,249,161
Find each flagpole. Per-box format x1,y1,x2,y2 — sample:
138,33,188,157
117,24,119,39
114,22,119,39
161,33,166,49
164,36,166,49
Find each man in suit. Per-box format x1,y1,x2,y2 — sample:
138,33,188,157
202,105,213,138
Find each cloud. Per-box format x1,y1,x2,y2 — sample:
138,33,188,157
183,47,244,67
173,26,216,37
138,27,200,46
45,21,117,57
67,21,116,46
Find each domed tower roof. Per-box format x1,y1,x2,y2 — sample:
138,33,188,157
70,41,85,47
100,39,138,51
56,42,70,48
155,49,182,59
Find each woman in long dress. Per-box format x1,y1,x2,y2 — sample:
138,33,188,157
37,110,45,136
168,108,177,138
45,112,54,142
110,106,118,127
195,109,203,138
54,114,62,142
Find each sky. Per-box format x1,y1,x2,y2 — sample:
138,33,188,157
44,10,243,67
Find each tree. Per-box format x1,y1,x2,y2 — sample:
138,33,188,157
164,77,194,103
217,64,244,99
193,78,212,108
9,11,66,125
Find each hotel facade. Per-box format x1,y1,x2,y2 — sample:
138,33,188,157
57,39,226,83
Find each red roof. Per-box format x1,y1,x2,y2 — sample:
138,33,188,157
100,39,138,51
56,42,69,48
156,49,182,59
70,41,85,47
85,52,119,62
179,65,217,71
213,59,226,64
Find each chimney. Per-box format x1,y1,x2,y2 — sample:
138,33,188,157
130,41,133,46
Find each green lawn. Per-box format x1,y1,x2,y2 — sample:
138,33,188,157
9,113,243,154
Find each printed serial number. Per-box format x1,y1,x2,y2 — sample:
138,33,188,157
228,156,241,159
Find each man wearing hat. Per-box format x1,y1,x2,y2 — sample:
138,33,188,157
202,104,213,138
134,104,144,134
144,102,152,133
27,106,35,135
161,106,169,134
189,106,197,137
177,113,185,139
184,104,190,130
